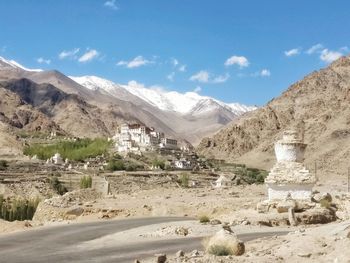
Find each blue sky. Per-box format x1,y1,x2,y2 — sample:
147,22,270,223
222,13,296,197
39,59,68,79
0,0,349,106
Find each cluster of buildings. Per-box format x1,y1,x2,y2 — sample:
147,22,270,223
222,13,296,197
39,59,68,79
113,124,178,153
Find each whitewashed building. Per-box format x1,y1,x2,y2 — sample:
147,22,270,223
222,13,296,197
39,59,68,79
174,159,193,170
265,130,316,201
52,153,63,165
114,123,177,153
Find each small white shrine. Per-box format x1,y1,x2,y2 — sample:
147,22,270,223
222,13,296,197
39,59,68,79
214,175,232,188
265,130,316,201
52,153,63,165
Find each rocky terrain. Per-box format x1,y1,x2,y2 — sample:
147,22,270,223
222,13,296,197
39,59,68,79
197,55,350,178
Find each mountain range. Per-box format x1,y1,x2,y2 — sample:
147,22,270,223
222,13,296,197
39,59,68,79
0,56,255,146
197,55,350,178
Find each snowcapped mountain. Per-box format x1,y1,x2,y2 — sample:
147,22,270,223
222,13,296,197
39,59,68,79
0,56,42,72
0,55,258,145
71,75,256,116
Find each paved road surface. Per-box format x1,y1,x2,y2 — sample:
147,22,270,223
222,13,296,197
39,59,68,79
0,217,288,263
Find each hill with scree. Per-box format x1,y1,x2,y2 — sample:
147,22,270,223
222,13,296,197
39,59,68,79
197,55,350,178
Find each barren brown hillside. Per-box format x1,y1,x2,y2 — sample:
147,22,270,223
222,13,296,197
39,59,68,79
197,55,350,178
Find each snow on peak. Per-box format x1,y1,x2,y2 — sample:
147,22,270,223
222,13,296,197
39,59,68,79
0,56,42,72
69,75,117,92
71,76,256,116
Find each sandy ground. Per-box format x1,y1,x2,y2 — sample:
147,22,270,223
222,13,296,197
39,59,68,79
1,174,350,262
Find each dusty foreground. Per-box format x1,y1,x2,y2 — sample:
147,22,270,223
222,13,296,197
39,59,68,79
151,220,350,263
1,175,350,262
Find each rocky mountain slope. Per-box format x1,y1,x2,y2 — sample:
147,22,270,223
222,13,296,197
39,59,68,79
197,55,350,177
0,56,254,145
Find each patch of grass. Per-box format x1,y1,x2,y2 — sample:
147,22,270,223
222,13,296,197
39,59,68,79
208,244,233,256
199,215,210,224
23,138,111,162
152,159,165,170
178,173,190,188
16,131,50,139
107,159,125,171
0,195,40,221
80,175,92,189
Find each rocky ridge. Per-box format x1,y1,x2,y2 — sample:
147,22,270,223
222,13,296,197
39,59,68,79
197,55,350,177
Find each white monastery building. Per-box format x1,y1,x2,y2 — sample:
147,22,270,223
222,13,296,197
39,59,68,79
113,123,178,153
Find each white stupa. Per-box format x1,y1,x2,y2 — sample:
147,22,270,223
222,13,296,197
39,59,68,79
52,153,63,165
265,130,316,201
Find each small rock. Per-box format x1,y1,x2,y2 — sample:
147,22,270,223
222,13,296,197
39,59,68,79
155,254,166,263
210,219,222,225
176,250,185,257
65,206,84,216
175,227,189,236
191,250,200,257
241,220,250,225
297,253,311,258
277,199,296,213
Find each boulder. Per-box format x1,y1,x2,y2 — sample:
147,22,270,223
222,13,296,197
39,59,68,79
176,250,185,257
297,208,336,224
175,227,189,236
312,192,332,203
155,254,166,263
65,206,84,217
206,229,245,256
277,199,297,213
210,219,222,225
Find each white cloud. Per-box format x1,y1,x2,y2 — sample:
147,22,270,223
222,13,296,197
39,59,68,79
36,57,51,65
128,80,145,89
171,58,186,72
167,72,175,81
320,49,343,63
78,49,99,63
190,70,230,83
260,69,271,77
104,0,118,10
193,86,201,93
117,56,153,68
189,70,210,83
58,48,80,60
171,58,179,67
284,48,301,57
178,64,186,72
224,55,249,68
306,44,323,54
212,73,230,83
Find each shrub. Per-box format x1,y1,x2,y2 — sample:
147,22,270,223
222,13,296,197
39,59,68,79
179,173,190,188
0,195,40,221
80,175,92,189
125,164,137,171
152,159,165,170
50,176,68,195
208,244,233,256
23,138,111,162
0,160,8,170
107,160,125,171
199,215,210,224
